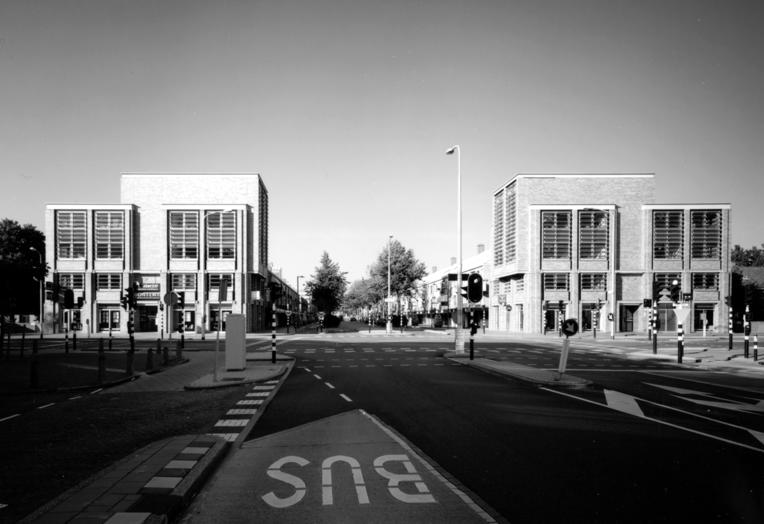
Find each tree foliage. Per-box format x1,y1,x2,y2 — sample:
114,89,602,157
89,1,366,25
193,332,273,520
305,251,348,314
0,219,46,315
731,244,764,267
368,239,427,301
344,278,382,313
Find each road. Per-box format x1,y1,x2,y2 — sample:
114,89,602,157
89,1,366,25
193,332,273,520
182,334,764,523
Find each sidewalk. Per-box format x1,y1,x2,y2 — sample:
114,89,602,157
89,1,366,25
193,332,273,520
24,351,293,524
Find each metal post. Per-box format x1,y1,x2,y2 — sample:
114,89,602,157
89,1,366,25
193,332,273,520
593,310,597,339
214,302,221,382
98,338,105,383
648,307,652,341
469,309,474,361
271,302,277,364
72,330,77,352
21,330,26,358
387,235,393,335
65,327,69,354
677,322,684,364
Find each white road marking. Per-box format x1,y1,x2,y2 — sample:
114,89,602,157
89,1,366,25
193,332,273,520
326,382,335,389
603,390,644,418
0,414,20,422
313,374,322,380
340,394,353,402
37,403,55,410
215,419,249,427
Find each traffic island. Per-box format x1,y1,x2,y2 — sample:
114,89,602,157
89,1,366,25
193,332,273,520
446,353,593,388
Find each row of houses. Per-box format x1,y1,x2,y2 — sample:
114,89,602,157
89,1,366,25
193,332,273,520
417,174,732,335
43,173,306,335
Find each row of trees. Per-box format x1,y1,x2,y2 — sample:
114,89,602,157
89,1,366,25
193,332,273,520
302,240,427,320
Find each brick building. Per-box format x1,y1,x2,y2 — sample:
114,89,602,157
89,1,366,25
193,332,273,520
44,173,280,335
489,174,731,335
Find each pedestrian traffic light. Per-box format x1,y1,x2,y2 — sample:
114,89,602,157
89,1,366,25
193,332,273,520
178,293,185,309
467,273,483,303
643,298,652,308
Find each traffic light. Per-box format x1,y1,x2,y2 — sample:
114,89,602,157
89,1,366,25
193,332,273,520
724,295,731,306
178,292,185,309
596,298,602,310
467,274,483,303
77,296,84,309
269,282,282,302
670,282,681,303
63,289,75,309
643,299,652,308
120,292,129,310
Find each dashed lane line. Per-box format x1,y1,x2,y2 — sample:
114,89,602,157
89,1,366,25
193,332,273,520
0,414,20,423
339,394,353,402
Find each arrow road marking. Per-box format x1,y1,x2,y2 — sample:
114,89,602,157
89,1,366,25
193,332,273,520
603,390,644,418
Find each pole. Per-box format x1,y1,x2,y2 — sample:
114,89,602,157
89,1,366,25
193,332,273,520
454,146,464,353
557,336,571,379
754,334,759,361
214,300,221,382
728,306,733,350
744,305,750,358
652,301,658,354
387,235,392,335
271,302,277,364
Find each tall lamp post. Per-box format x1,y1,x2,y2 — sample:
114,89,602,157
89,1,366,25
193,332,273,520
29,247,44,338
387,235,393,334
446,145,464,352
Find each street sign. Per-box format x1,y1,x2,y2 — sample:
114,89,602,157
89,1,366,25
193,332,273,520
163,291,178,306
562,318,579,337
675,305,691,326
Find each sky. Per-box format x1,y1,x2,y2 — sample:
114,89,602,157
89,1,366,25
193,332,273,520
1,0,762,286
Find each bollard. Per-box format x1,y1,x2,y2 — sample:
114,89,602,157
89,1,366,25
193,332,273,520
146,347,154,371
72,331,77,352
162,346,169,366
98,339,105,384
175,339,182,361
108,333,113,351
180,331,185,350
30,339,39,389
728,307,733,350
272,304,277,364
754,335,759,361
65,329,69,354
677,323,684,364
21,330,26,358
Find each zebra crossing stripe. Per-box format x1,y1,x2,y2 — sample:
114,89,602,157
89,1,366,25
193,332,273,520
207,433,239,442
252,385,275,391
237,399,263,406
227,409,258,416
215,419,249,427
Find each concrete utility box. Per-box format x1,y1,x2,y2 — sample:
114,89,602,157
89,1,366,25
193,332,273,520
225,314,246,371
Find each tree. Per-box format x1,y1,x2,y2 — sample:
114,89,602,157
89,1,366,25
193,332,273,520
368,239,427,304
344,278,380,315
305,252,348,314
0,219,46,318
731,244,764,267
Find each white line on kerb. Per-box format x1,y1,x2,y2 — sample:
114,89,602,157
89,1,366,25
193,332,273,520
339,394,353,402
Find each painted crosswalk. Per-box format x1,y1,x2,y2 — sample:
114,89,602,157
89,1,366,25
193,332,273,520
208,380,279,442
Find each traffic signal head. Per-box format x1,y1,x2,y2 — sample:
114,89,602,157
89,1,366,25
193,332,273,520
77,296,84,309
670,281,681,303
178,293,185,309
120,293,128,310
467,273,483,303
63,289,75,309
724,295,731,306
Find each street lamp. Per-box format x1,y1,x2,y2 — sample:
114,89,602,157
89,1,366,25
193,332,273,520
29,246,44,338
446,145,464,352
387,235,393,334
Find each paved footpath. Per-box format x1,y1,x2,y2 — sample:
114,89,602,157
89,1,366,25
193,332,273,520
22,351,290,524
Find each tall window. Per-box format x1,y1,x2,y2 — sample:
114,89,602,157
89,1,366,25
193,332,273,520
169,211,199,259
504,184,517,263
208,274,234,299
171,273,197,290
96,273,121,290
56,211,86,259
259,186,269,267
493,190,504,265
692,273,719,291
653,211,684,259
543,273,569,291
206,211,236,259
542,211,571,259
94,211,124,259
580,273,607,292
58,273,85,290
579,210,609,260
691,210,722,259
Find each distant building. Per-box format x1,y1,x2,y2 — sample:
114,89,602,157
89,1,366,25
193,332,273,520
490,174,731,334
44,173,284,334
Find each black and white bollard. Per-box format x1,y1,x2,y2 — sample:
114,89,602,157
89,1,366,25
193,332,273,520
677,322,684,364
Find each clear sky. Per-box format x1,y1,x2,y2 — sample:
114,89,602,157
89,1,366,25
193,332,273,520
1,0,762,286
